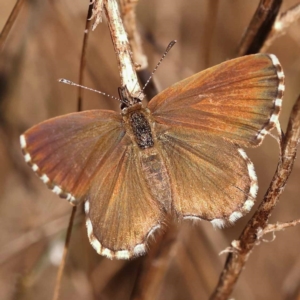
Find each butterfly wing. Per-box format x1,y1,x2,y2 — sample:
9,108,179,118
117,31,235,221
20,110,126,204
148,54,284,147
21,110,164,258
85,143,164,259
156,124,257,227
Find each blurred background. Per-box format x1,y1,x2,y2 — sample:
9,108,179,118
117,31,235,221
0,0,299,299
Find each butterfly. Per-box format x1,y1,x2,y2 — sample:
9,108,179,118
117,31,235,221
20,53,284,259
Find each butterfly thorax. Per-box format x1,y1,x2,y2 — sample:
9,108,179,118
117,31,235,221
122,103,155,150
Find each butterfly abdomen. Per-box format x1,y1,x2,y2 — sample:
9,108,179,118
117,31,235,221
139,149,172,211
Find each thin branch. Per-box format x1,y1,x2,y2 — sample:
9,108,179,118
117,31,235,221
261,3,300,52
103,0,141,96
77,1,95,111
52,206,77,300
238,0,282,56
0,0,25,52
210,94,300,300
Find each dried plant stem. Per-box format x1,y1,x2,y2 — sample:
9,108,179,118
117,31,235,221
120,0,147,70
52,206,77,300
131,224,179,300
77,1,95,111
238,0,282,56
119,0,158,100
103,0,141,96
0,214,77,265
263,219,300,234
210,94,300,300
0,0,25,52
261,3,300,52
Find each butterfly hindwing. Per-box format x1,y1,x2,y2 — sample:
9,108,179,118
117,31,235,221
156,123,258,227
20,110,125,204
148,54,284,147
85,143,164,259
21,110,164,259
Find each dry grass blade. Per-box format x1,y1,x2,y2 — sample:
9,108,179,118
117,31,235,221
210,94,300,300
78,1,95,111
238,0,282,56
52,206,77,300
0,0,25,52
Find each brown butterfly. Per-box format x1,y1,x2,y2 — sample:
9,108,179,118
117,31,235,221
20,54,284,259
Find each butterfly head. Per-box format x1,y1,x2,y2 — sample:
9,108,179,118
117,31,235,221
118,85,142,111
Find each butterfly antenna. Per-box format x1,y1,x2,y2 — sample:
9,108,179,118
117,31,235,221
138,40,177,98
58,79,120,101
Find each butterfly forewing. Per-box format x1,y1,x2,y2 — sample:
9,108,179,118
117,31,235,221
156,124,257,226
20,110,125,204
85,143,164,259
148,54,284,147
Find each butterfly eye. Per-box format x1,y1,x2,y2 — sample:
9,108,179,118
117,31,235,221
120,102,128,110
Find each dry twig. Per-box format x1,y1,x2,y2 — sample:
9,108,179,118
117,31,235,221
104,0,141,96
262,219,300,235
261,3,300,52
238,0,282,56
210,94,300,300
119,0,158,100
